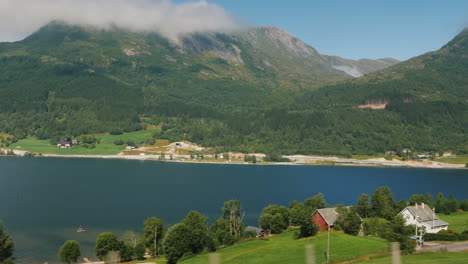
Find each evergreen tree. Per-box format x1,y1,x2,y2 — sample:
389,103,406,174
371,187,395,220
447,195,460,213
435,192,449,214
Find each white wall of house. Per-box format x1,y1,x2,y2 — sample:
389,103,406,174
421,222,448,234
400,208,448,234
401,208,419,225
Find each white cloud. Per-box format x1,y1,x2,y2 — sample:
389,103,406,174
0,0,242,42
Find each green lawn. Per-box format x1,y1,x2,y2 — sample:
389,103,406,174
10,139,125,155
436,155,468,165
353,251,468,264
9,130,160,155
181,231,389,264
439,212,468,233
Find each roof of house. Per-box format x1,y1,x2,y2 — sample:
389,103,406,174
316,208,340,226
422,219,448,227
401,204,448,227
245,226,263,234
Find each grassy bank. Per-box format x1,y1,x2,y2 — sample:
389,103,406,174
439,212,468,233
181,230,388,264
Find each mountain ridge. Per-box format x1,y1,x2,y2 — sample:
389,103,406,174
0,23,465,155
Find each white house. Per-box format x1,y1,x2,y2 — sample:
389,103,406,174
399,203,448,234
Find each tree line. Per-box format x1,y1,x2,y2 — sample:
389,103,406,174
1,189,466,263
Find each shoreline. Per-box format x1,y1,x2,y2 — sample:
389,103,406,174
1,149,466,170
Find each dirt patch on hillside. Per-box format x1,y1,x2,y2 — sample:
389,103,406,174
357,104,387,109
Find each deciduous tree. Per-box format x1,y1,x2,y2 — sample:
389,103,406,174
0,221,14,264
58,240,81,264
143,217,164,257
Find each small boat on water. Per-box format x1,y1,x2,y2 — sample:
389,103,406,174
76,227,86,233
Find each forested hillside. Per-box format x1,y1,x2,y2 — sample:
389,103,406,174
0,22,466,155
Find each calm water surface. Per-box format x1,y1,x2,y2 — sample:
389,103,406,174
0,157,467,263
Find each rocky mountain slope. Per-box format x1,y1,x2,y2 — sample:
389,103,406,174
1,23,465,155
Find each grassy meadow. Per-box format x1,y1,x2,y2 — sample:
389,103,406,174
439,212,468,233
436,155,468,165
353,251,468,264
180,230,389,264
9,129,158,155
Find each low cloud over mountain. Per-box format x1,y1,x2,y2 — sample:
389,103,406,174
0,0,242,42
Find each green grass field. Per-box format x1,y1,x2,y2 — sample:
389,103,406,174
181,231,389,264
353,251,468,264
436,155,468,165
9,130,157,155
439,212,468,233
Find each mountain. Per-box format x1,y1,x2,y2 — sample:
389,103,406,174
1,22,465,156
304,28,468,106
0,22,396,135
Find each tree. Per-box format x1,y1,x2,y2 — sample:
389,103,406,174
133,243,146,260
425,193,434,207
143,217,163,257
181,211,210,254
94,232,123,260
222,200,243,238
342,208,362,236
298,219,318,238
259,205,289,234
304,193,328,210
58,240,81,264
409,194,430,205
122,231,140,248
0,221,14,264
371,187,395,220
163,224,192,264
356,194,371,218
209,218,235,246
435,192,448,214
447,195,459,213
289,201,311,226
119,243,134,262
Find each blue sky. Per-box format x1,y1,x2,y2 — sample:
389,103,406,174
186,0,468,60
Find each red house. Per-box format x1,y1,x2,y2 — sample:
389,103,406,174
312,208,340,232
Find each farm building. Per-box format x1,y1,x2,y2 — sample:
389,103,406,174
312,208,340,232
57,140,72,149
244,226,266,237
57,138,78,148
399,203,448,234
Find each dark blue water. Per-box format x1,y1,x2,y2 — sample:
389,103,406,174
0,157,467,263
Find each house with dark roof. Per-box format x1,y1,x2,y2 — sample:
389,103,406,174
312,208,340,232
244,226,266,237
399,203,448,233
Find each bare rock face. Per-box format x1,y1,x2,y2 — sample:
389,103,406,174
122,48,140,56
251,26,319,58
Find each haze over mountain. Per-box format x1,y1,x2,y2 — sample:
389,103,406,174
0,23,465,155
